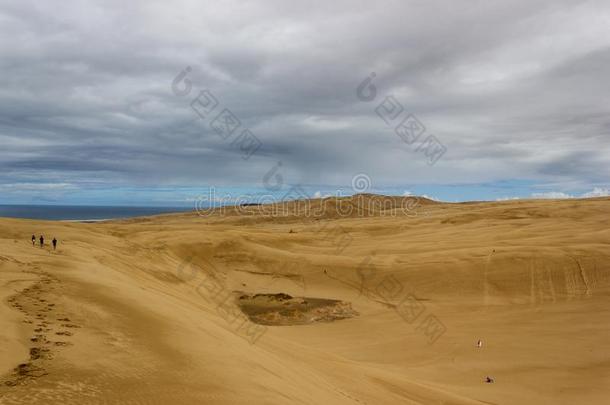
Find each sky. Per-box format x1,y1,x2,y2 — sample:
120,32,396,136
0,0,609,205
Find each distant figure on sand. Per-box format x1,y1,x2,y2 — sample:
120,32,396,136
485,376,495,383
31,235,36,246
39,235,44,248
477,339,482,348
52,238,57,250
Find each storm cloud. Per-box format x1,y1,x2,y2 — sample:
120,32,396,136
1,0,609,203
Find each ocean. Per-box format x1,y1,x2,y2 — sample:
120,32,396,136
0,205,193,221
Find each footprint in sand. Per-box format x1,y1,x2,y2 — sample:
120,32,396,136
29,347,50,360
13,362,46,378
1,275,77,388
54,341,72,347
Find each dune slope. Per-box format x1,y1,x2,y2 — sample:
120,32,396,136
1,196,609,404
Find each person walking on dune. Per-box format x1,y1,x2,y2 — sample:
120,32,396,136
31,234,36,246
39,235,44,248
52,238,57,250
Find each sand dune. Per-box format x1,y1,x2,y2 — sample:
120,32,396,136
1,196,609,404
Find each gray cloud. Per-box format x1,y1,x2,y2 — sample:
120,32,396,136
0,0,609,202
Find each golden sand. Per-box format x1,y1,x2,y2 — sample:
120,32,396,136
1,195,609,404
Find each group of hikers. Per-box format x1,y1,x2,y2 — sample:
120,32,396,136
32,234,58,250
